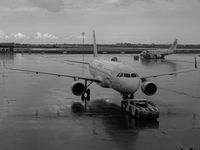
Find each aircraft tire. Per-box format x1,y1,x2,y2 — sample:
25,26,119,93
135,110,139,119
129,106,132,116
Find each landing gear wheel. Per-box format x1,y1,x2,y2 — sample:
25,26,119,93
135,110,139,119
129,106,132,116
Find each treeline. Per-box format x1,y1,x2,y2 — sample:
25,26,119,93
115,43,200,49
4,43,200,49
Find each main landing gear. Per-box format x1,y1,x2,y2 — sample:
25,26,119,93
81,80,93,112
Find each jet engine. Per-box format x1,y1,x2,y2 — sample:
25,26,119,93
141,81,157,96
71,81,85,96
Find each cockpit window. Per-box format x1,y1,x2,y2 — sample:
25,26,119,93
117,73,123,77
117,73,138,78
124,73,130,78
131,73,138,77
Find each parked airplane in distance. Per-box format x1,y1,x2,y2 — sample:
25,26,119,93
7,32,197,109
140,39,178,59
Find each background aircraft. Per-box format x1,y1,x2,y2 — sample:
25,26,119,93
140,39,178,59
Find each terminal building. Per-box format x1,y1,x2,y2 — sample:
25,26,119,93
0,43,14,53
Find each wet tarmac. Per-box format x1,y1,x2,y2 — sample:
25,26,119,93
0,53,200,150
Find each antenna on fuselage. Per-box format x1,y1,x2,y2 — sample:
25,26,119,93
93,30,98,57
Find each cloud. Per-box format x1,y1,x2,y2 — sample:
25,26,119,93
0,30,29,39
97,0,131,6
0,30,57,40
0,30,6,39
101,0,154,6
28,0,64,12
165,0,174,2
93,0,175,6
10,32,30,39
34,32,58,39
65,35,74,40
43,33,58,39
77,32,87,39
105,0,121,4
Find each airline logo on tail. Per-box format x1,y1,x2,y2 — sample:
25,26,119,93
170,39,178,50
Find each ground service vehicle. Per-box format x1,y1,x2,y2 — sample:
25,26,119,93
121,99,159,120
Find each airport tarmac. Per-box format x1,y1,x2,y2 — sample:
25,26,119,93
0,53,200,150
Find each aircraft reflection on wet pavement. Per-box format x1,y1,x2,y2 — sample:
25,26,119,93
69,99,159,150
1,52,200,150
140,58,178,73
72,99,159,130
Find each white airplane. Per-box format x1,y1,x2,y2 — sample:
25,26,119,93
7,31,197,108
140,39,178,59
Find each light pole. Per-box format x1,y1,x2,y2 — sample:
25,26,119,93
82,32,85,75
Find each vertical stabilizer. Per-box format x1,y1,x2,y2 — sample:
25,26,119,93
195,56,197,69
170,39,178,50
93,30,98,57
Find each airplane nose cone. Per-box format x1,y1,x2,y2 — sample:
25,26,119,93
122,78,140,94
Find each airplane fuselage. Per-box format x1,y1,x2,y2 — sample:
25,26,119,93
89,58,141,94
140,49,174,59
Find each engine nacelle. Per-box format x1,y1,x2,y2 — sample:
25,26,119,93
141,81,157,96
71,81,85,96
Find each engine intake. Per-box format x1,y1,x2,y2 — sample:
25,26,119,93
141,81,157,96
71,81,85,96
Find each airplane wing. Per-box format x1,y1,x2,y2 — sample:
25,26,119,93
141,56,198,80
64,60,90,65
140,68,197,80
7,67,101,83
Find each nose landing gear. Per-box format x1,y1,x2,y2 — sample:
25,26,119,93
80,80,93,111
121,93,134,112
81,88,90,112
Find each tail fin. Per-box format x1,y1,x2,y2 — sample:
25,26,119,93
169,39,178,50
93,30,98,57
195,56,197,69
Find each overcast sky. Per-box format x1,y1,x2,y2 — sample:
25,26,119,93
0,0,200,44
